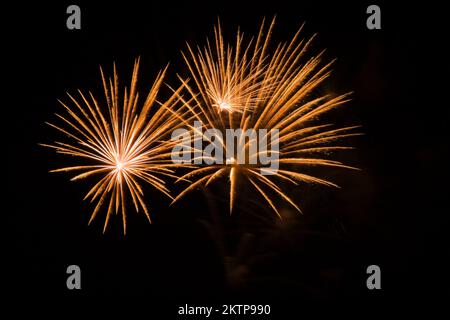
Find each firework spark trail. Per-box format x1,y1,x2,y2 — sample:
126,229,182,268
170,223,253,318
42,58,191,234
172,17,362,217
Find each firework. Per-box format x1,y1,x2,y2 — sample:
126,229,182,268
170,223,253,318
42,58,189,234
171,18,361,217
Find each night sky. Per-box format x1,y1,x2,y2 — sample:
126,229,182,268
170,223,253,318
5,0,449,313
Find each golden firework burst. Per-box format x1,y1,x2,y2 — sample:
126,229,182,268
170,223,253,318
42,58,189,234
171,17,362,217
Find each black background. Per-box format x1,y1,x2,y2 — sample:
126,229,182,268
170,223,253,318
5,0,449,314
